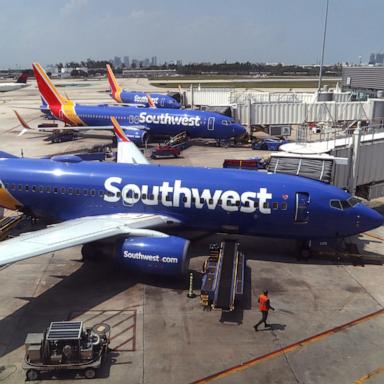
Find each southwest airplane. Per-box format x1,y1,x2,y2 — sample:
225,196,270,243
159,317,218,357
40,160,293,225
32,63,244,145
0,72,28,92
0,132,381,274
106,64,181,109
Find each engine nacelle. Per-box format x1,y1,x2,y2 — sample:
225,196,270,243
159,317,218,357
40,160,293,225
116,236,190,276
122,127,148,146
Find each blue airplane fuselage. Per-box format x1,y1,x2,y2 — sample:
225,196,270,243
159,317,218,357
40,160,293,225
118,91,181,109
0,157,381,240
72,104,244,139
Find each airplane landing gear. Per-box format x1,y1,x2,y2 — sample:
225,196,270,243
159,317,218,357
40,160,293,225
296,240,312,261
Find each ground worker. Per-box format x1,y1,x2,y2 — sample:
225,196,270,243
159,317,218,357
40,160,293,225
254,289,275,331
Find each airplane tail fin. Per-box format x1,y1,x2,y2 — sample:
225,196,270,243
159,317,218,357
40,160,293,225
106,64,122,102
111,117,149,164
146,94,157,108
13,110,32,136
16,72,28,84
32,63,68,109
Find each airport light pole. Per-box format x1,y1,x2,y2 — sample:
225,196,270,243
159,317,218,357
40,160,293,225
318,0,330,92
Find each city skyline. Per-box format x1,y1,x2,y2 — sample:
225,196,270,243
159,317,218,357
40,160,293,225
0,0,384,69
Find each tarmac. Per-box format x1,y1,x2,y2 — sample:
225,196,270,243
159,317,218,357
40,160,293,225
0,80,383,384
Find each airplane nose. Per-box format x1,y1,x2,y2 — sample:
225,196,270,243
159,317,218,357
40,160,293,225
234,124,246,137
359,207,383,232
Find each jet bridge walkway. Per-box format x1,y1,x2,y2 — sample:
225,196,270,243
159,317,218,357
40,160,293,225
0,215,23,241
200,240,245,312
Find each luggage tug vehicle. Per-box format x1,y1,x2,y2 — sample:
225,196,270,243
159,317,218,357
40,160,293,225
23,321,110,381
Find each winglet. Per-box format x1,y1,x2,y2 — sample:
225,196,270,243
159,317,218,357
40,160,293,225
14,110,32,136
111,117,149,164
106,64,122,102
111,116,129,142
146,94,156,108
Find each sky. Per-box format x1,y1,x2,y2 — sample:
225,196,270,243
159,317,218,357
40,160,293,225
0,0,383,69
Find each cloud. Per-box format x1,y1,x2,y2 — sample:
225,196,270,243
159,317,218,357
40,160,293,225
60,0,88,16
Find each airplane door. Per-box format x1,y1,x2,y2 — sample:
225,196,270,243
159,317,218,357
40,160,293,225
160,98,164,107
208,117,215,130
295,192,310,223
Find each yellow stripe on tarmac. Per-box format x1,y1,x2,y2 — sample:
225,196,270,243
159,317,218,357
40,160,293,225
353,366,384,384
192,309,384,384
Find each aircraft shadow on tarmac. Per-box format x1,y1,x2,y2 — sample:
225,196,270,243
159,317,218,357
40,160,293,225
0,257,189,367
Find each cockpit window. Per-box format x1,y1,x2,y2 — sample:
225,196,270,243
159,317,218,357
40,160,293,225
348,197,361,207
330,200,342,210
330,197,361,210
222,120,229,125
340,200,350,209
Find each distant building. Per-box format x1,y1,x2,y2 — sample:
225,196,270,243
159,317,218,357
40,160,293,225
143,58,150,68
151,56,157,66
123,56,130,68
368,53,384,65
113,56,122,68
342,65,384,98
131,59,139,68
176,60,182,66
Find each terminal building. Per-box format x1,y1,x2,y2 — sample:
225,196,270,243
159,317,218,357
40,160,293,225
342,66,384,99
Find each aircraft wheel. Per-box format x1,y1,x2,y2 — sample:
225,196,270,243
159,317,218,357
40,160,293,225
26,369,39,381
84,368,97,379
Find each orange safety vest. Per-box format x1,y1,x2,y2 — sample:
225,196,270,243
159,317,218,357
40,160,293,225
258,294,269,312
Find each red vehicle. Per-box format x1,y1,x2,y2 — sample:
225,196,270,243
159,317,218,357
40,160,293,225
151,144,181,159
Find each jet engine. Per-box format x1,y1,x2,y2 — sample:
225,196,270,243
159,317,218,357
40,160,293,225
115,235,190,276
121,127,148,146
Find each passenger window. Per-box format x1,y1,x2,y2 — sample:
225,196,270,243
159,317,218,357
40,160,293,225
235,200,240,207
263,202,269,209
32,185,36,192
68,188,73,195
75,189,80,195
200,198,204,204
244,201,250,207
218,199,222,205
209,198,214,204
45,186,51,193
83,189,88,196
281,202,287,210
25,185,29,191
90,189,96,196
98,190,104,197
272,202,279,210
18,185,23,191
11,184,16,190
254,201,259,209
53,187,58,193
39,186,44,193
61,187,66,194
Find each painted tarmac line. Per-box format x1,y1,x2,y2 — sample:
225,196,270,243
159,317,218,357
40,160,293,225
191,308,384,384
353,366,384,384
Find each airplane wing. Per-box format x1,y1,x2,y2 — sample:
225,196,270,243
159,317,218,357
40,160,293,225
0,213,179,266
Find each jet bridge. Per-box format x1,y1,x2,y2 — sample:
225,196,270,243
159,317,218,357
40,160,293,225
200,240,245,312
